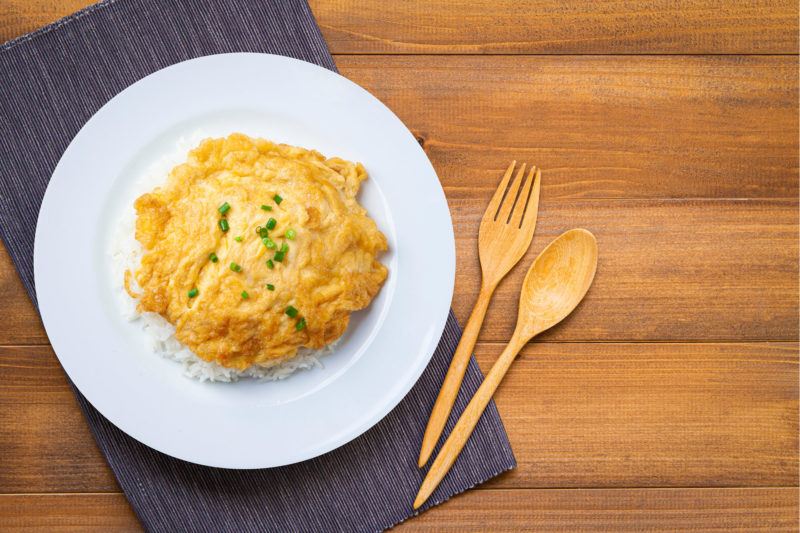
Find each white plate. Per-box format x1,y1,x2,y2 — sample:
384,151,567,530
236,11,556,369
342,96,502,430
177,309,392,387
34,53,454,468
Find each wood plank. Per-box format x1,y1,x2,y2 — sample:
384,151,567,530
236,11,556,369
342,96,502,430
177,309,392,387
399,488,800,532
337,55,799,200
0,493,140,532
451,198,799,342
311,1,800,55
1,343,795,493
1,198,796,345
2,488,797,532
474,342,798,488
2,1,797,55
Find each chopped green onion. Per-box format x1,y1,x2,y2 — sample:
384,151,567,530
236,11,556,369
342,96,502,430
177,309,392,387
263,237,276,249
273,194,283,205
266,284,275,291
266,218,277,230
285,229,296,240
259,227,269,238
280,242,289,253
273,251,285,262
260,205,273,211
266,259,274,269
241,290,249,299
234,236,243,242
295,317,306,331
285,306,298,318
218,202,231,215
218,219,229,232
209,252,218,263
188,288,199,298
230,262,242,272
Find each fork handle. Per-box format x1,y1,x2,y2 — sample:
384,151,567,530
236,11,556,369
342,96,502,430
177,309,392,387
414,330,528,509
418,282,495,467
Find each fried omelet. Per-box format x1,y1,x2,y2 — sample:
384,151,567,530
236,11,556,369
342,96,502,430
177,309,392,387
127,133,388,370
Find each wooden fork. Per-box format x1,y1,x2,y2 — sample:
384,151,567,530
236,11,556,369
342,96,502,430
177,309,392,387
418,161,541,467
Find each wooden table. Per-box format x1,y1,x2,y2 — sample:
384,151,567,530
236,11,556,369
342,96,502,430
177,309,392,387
1,1,798,530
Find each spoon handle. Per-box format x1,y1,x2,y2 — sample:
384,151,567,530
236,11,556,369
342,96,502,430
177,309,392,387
418,282,495,467
413,330,528,509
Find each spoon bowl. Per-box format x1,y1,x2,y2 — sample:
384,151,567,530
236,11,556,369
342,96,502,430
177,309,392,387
519,228,598,338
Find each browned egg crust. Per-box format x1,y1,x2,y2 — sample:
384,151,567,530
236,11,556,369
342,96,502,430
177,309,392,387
129,133,388,370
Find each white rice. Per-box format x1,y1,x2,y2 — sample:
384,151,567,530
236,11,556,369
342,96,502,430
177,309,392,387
108,134,331,382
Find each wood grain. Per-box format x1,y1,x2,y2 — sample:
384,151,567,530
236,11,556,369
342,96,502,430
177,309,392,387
3,1,797,54
476,342,798,489
1,488,796,532
401,488,800,532
337,55,799,200
452,198,799,342
0,0,92,42
310,0,800,55
0,493,140,532
3,342,795,493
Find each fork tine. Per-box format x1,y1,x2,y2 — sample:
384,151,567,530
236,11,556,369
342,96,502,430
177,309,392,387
521,167,542,230
496,162,526,223
485,161,516,220
510,166,536,227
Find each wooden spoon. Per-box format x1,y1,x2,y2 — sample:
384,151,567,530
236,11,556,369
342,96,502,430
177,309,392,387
413,228,598,509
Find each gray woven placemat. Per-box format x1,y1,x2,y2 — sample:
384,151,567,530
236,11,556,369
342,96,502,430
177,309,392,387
0,1,515,531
